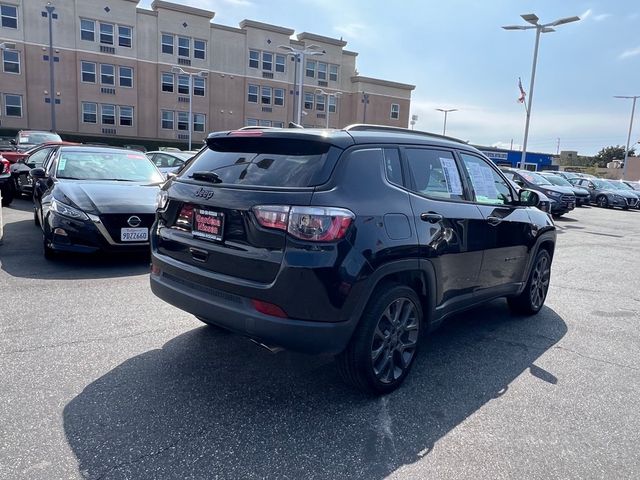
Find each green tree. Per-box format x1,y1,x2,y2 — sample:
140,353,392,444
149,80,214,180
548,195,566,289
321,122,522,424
594,145,636,167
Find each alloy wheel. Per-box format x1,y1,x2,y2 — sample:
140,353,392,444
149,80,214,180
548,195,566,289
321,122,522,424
371,297,420,384
529,255,550,311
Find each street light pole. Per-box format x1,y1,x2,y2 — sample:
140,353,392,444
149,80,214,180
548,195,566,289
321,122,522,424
503,13,580,169
315,89,342,128
435,108,457,135
614,95,639,180
172,66,208,151
44,2,57,132
278,45,324,125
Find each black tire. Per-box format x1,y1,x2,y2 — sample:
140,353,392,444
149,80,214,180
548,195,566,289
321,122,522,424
552,213,563,219
43,234,55,260
508,249,551,315
34,208,40,226
597,196,609,208
1,183,14,206
337,283,423,395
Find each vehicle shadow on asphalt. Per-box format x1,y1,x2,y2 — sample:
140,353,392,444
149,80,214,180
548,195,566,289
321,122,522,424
0,218,150,280
63,302,566,479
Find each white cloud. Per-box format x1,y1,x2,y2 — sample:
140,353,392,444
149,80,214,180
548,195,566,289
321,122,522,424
619,46,640,59
580,9,592,20
593,13,611,21
492,141,523,150
333,23,365,39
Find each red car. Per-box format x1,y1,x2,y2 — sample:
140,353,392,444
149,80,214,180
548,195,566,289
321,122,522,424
1,140,77,164
0,155,12,205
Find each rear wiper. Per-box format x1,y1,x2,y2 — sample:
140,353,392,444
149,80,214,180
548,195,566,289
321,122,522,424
191,171,222,183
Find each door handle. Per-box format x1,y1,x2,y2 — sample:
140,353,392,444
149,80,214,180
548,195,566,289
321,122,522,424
420,212,443,224
486,216,503,226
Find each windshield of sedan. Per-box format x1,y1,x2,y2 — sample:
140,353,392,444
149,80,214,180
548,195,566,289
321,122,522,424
542,175,572,187
604,181,627,191
56,151,163,182
520,171,553,186
592,179,613,189
18,132,61,145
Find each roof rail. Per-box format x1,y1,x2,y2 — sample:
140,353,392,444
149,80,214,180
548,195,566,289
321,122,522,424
344,124,467,145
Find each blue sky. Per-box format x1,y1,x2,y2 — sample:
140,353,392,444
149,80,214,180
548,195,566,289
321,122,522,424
139,0,640,155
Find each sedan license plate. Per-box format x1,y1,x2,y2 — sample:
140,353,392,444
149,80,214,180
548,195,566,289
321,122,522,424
120,228,149,242
193,209,224,242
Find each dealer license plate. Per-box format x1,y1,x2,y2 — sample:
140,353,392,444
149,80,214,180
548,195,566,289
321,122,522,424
120,228,149,242
192,209,224,242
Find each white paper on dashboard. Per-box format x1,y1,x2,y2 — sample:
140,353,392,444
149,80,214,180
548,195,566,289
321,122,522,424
439,157,463,195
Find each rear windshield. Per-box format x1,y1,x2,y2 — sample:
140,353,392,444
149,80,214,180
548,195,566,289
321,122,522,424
18,132,61,145
182,138,333,187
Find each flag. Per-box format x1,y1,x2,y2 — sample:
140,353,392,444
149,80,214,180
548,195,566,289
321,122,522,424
518,77,526,104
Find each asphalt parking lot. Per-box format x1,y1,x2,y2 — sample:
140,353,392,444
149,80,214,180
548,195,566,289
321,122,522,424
1,199,639,479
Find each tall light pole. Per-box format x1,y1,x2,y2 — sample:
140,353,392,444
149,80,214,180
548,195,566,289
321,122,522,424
614,95,639,180
42,2,59,132
410,114,418,130
172,66,208,151
435,108,457,135
278,45,324,125
315,88,342,128
503,13,580,169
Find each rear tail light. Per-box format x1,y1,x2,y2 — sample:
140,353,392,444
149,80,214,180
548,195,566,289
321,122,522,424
176,203,194,230
1,159,9,174
252,205,354,242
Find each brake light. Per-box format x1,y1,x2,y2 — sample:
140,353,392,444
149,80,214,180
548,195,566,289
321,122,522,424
176,203,194,229
251,299,288,318
1,159,8,174
229,130,263,137
252,205,354,242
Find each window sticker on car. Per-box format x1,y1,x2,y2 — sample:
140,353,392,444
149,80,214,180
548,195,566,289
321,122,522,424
58,158,67,170
466,162,499,202
439,157,463,195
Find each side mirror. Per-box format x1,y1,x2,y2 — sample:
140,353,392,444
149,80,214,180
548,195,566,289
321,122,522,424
165,172,176,180
519,189,540,207
30,167,46,179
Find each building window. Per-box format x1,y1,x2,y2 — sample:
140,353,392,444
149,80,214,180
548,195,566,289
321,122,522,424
261,86,272,105
177,75,189,95
80,19,95,41
328,95,337,113
273,121,284,128
119,66,133,88
161,73,174,92
275,54,286,73
161,110,174,129
118,25,132,48
316,94,325,112
1,4,17,29
2,49,19,74
304,92,314,110
274,88,284,107
262,52,272,71
247,84,258,103
119,106,133,126
178,36,190,57
100,64,115,85
390,103,400,120
101,104,116,125
317,62,327,81
99,22,114,45
246,118,259,127
193,113,205,132
193,77,205,96
5,94,22,116
249,50,259,68
194,39,206,60
177,112,189,131
305,60,316,78
161,34,173,54
259,119,272,127
82,102,97,123
329,65,338,82
81,61,96,83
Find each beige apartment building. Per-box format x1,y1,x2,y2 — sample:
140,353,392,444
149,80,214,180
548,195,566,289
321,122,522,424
0,0,414,147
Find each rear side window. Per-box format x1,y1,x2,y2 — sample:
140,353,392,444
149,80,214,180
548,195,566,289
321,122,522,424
405,148,464,200
383,148,403,186
182,138,333,187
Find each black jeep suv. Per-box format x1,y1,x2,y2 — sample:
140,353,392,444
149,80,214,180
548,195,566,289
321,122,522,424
150,126,556,394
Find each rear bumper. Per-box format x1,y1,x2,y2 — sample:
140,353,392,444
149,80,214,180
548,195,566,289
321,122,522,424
150,253,356,355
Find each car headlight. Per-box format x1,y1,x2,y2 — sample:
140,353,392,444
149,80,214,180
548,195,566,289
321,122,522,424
51,199,89,221
543,190,562,198
156,189,169,210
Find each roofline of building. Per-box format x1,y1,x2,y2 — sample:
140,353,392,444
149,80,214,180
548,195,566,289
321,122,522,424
351,76,415,91
151,0,215,20
239,19,295,36
474,145,553,156
297,32,347,47
343,50,358,57
290,39,305,47
136,7,157,16
212,23,246,34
